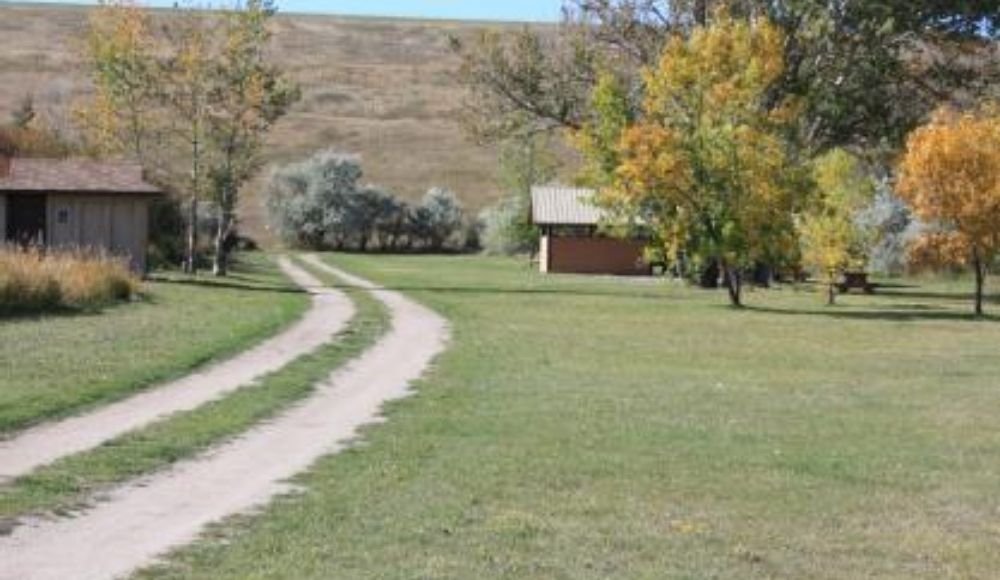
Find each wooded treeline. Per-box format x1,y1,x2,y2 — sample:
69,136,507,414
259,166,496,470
455,0,1000,312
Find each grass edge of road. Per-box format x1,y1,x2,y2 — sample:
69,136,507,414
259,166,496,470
131,254,1000,579
0,252,310,435
0,256,390,532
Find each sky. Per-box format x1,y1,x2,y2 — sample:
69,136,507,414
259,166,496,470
13,0,565,22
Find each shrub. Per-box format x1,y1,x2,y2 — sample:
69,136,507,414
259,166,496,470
267,151,468,252
341,186,395,252
0,248,139,314
412,187,465,251
479,195,536,255
373,195,412,251
267,152,376,250
854,182,918,275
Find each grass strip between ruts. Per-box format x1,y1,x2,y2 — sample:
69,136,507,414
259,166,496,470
0,256,389,531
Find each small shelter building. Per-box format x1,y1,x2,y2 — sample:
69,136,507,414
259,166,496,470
0,156,161,272
531,186,649,276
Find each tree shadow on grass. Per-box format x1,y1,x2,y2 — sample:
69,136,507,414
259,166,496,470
743,303,1000,322
741,278,999,321
146,275,306,295
315,279,982,306
320,282,678,302
326,277,996,307
874,288,1000,303
0,295,149,321
0,306,105,322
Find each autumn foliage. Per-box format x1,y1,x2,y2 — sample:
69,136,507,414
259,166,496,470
76,0,299,276
898,105,1000,315
906,232,971,272
598,14,803,306
799,149,876,304
77,0,159,162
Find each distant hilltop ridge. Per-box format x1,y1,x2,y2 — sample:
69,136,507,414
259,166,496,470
0,3,561,241
0,0,558,24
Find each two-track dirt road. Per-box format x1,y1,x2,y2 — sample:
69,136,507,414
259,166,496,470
0,257,354,482
0,256,449,580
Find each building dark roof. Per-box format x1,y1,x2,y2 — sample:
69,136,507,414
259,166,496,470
531,186,604,226
0,158,161,194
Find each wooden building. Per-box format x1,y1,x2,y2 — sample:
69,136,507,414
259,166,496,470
531,186,649,276
0,156,162,272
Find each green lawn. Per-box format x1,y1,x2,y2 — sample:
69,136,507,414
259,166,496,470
0,258,388,525
0,253,309,434
123,254,998,579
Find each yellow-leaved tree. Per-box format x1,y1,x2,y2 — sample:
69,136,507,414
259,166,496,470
601,13,805,307
898,105,1000,316
799,149,876,305
78,0,161,165
573,72,631,190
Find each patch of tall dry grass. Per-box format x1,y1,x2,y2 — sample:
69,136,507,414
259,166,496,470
0,247,139,313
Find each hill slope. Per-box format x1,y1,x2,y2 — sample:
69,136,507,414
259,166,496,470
0,3,531,241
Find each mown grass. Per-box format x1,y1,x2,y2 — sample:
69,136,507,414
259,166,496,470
0,257,389,527
0,252,307,434
135,254,1000,580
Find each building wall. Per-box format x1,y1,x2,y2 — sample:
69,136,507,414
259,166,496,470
545,236,648,276
48,195,151,272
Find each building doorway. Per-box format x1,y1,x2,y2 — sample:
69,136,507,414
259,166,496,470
6,195,47,246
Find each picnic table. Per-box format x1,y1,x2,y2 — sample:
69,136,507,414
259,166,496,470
837,271,876,294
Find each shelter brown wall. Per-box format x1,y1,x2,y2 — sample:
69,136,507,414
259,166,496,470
544,236,648,276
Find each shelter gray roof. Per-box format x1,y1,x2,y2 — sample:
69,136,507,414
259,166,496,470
0,158,161,194
531,186,603,226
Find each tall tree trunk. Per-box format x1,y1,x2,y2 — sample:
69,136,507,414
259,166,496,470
721,260,743,308
827,272,837,306
184,131,202,274
212,210,228,277
973,247,985,316
185,197,198,273
213,185,232,277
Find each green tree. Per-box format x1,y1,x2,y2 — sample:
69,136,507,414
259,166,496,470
608,14,805,307
573,72,632,189
799,149,877,305
455,1,997,153
489,132,558,254
451,27,593,141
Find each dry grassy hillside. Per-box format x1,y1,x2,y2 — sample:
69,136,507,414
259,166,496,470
0,3,540,242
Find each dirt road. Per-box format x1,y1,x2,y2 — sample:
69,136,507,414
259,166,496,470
0,257,353,482
0,257,448,580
